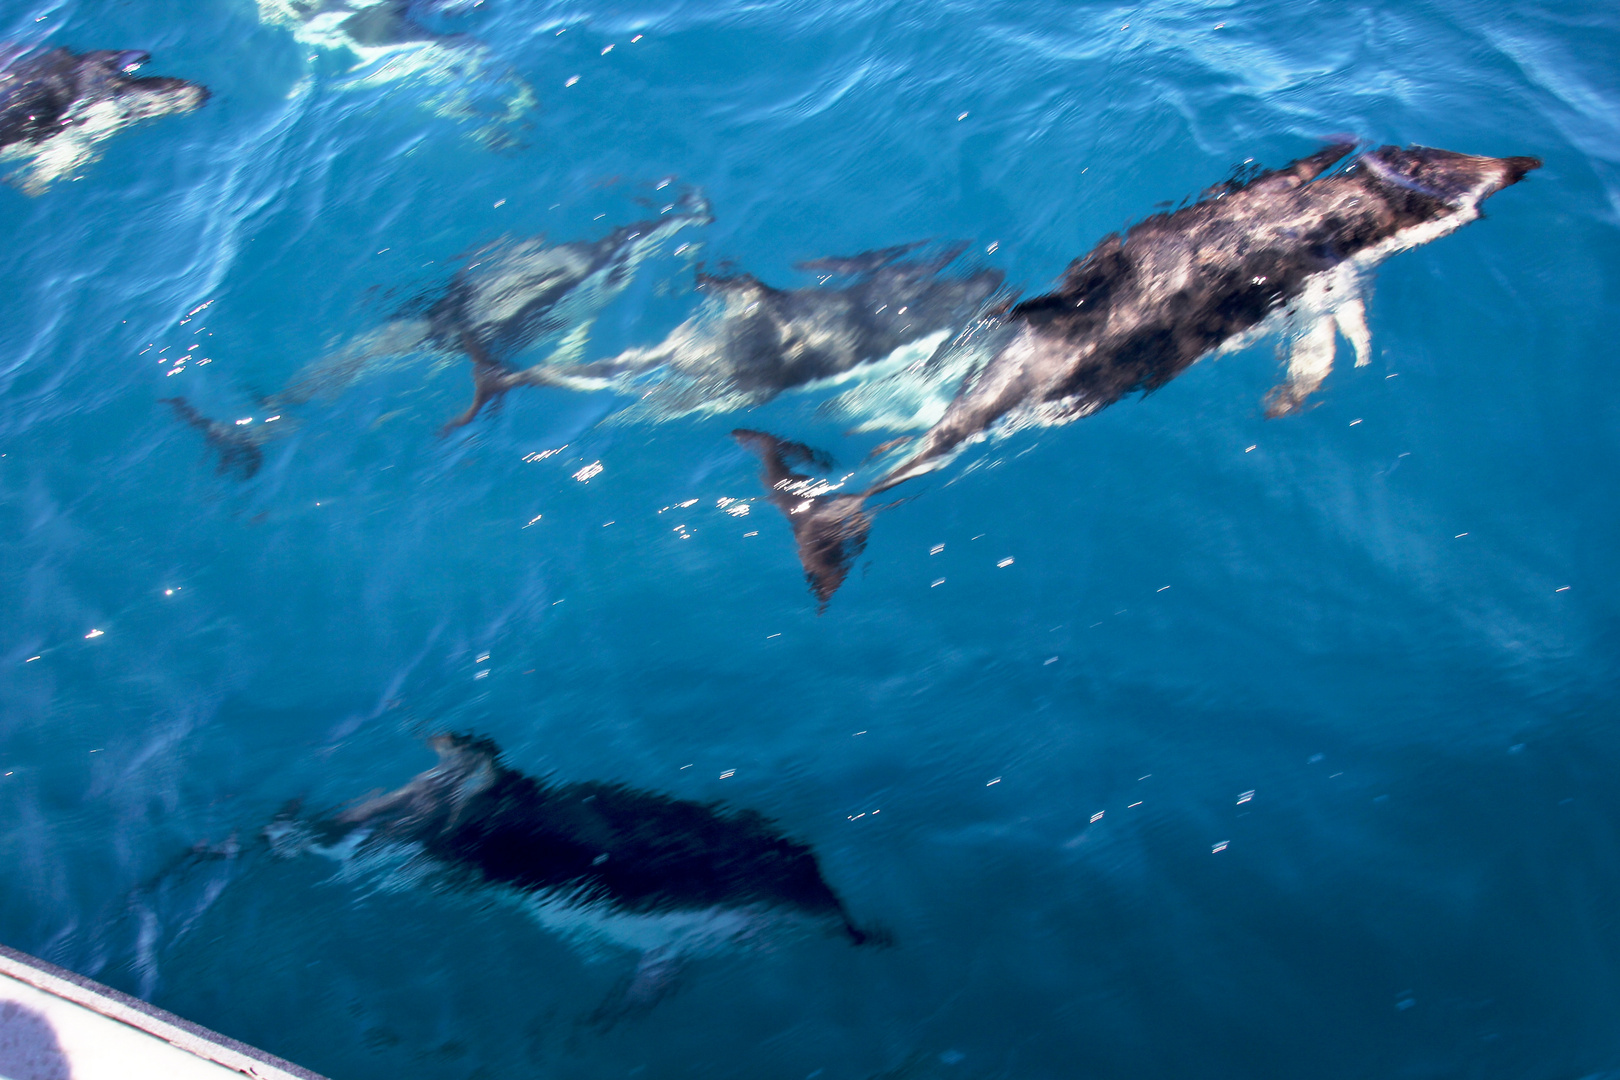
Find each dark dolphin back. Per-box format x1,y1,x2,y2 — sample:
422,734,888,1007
411,747,868,938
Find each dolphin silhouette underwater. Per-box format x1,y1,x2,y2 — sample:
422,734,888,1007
735,143,1542,608
163,196,710,475
0,45,208,194
484,241,1007,424
126,733,876,1012
258,734,875,1009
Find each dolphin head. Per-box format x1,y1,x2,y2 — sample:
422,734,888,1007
1358,145,1541,210
427,732,504,800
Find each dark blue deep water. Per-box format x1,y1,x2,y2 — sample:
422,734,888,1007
2,1,1618,1077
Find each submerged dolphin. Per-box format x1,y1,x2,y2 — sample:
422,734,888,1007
164,198,709,472
256,0,534,146
426,194,713,430
265,733,874,1004
259,0,452,49
0,46,208,194
737,143,1541,607
517,244,1006,423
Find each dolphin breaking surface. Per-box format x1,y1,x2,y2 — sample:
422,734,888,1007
266,734,873,956
737,143,1541,609
0,45,208,194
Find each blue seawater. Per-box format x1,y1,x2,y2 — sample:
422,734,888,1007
2,0,1618,1077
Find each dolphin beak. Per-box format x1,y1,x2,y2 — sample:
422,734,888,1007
1498,156,1543,187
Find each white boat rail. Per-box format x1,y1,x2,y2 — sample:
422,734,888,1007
0,942,327,1080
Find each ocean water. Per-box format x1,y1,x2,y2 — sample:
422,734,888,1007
1,0,1618,1078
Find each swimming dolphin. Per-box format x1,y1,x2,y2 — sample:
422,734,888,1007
164,199,709,473
513,243,1006,424
736,143,1541,607
256,0,534,146
258,0,447,49
0,46,208,194
264,733,874,1008
426,193,713,430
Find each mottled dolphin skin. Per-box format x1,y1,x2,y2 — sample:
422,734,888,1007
0,46,208,194
267,734,873,955
521,244,1005,423
738,143,1541,607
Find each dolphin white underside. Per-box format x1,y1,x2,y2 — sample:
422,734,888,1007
1,95,183,194
289,831,814,962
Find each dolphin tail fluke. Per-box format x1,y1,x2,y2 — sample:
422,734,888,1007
440,332,519,435
733,429,872,611
159,397,264,480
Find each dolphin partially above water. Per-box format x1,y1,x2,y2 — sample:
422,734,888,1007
737,143,1541,608
0,45,208,194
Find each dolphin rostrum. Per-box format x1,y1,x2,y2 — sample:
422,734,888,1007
265,733,875,997
737,143,1541,608
0,46,208,194
518,243,1006,423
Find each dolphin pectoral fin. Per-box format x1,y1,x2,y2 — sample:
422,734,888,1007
586,947,687,1029
733,430,872,611
1336,296,1372,367
539,322,594,367
793,241,930,275
862,435,913,462
844,919,894,947
1264,312,1339,417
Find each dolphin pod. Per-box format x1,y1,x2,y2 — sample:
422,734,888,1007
155,144,1541,618
735,143,1541,608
